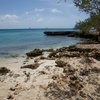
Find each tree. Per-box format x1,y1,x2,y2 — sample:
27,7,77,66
63,0,100,36
75,18,92,33
74,0,100,35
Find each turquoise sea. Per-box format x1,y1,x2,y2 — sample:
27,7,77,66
0,28,82,56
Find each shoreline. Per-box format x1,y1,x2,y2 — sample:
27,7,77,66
0,41,100,100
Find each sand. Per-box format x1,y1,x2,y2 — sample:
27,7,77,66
0,43,100,100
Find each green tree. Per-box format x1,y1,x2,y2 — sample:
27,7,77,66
74,0,100,35
63,0,100,35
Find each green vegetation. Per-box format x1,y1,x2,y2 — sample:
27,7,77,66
74,0,100,35
64,0,100,36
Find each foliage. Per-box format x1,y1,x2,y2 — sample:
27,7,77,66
74,0,100,34
75,18,92,33
63,0,100,34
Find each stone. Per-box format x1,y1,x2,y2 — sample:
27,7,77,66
21,63,39,70
55,59,66,68
0,67,10,75
26,49,43,57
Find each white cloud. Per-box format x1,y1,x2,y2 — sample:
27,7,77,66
51,8,62,14
25,11,30,15
0,14,18,22
34,8,45,12
37,18,43,22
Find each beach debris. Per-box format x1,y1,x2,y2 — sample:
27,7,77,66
0,67,10,75
26,49,43,57
21,63,39,70
55,59,66,68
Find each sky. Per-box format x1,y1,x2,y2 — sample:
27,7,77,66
0,0,89,29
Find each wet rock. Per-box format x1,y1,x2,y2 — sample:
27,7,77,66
56,47,68,52
43,48,54,52
0,67,10,75
21,63,39,70
55,59,66,68
26,49,43,57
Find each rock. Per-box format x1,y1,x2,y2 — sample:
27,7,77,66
43,48,54,52
10,87,15,91
93,52,100,60
26,49,43,57
80,68,90,76
91,67,100,74
55,59,66,68
96,86,100,94
68,80,83,90
52,75,58,80
48,50,57,58
79,91,87,98
21,63,39,70
69,75,78,81
0,67,10,75
63,64,76,75
7,95,14,99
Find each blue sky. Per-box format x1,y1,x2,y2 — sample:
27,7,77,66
0,0,89,29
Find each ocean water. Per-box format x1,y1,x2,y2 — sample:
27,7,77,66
0,28,82,56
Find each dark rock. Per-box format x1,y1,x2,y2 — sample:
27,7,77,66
69,75,78,81
52,75,58,80
0,67,10,75
48,50,57,58
63,64,76,75
93,52,100,60
7,95,14,99
96,86,100,94
79,91,87,98
21,63,39,70
9,87,15,91
26,49,43,57
55,60,66,68
68,80,83,90
80,68,90,76
91,67,100,74
43,48,54,52
39,71,46,75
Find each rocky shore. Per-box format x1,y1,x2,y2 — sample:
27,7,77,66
44,31,99,41
0,42,100,100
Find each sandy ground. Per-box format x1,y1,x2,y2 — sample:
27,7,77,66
0,55,63,100
0,46,100,100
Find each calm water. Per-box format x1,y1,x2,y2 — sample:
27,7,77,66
0,28,82,56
